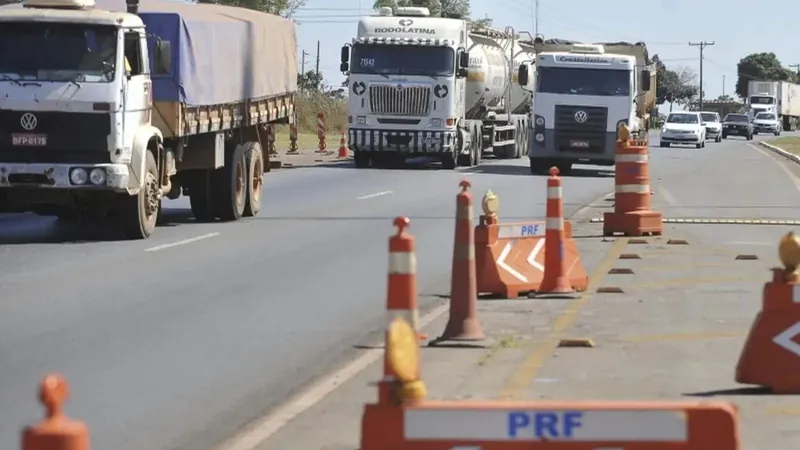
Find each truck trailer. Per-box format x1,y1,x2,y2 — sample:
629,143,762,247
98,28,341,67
518,39,655,174
340,6,535,169
0,0,296,239
746,80,800,131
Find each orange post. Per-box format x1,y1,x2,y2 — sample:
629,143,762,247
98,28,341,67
22,374,89,450
603,125,663,237
436,179,485,343
736,232,800,393
316,112,326,153
535,167,578,298
338,130,349,158
380,217,427,404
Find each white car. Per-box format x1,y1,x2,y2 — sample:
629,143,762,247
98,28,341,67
699,111,722,143
659,112,706,148
752,112,781,136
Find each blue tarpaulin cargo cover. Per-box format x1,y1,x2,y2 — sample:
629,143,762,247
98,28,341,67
0,0,298,106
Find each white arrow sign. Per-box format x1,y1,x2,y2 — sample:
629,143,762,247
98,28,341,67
772,322,800,357
496,238,545,282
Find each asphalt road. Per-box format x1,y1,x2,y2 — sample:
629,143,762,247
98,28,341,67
0,155,616,450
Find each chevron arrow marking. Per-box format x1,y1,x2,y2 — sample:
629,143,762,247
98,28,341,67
526,238,545,271
496,240,528,282
772,322,800,357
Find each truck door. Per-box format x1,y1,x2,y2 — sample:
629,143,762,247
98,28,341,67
122,29,150,151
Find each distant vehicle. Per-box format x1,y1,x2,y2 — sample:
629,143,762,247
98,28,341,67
659,112,706,148
747,80,800,131
699,111,722,143
721,113,754,140
752,111,781,136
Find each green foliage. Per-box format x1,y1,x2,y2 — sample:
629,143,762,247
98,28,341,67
373,0,474,19
652,55,697,106
735,52,797,98
294,70,347,133
197,0,305,17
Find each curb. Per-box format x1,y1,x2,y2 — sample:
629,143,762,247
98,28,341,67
758,140,800,165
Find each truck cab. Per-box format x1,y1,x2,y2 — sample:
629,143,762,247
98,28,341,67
748,93,778,120
519,43,651,174
0,0,166,235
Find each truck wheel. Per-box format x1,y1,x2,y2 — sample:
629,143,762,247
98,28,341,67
243,141,263,217
457,127,477,167
119,149,159,239
189,170,216,222
354,151,370,168
215,143,247,221
529,158,550,175
514,121,523,158
475,125,484,165
441,147,458,169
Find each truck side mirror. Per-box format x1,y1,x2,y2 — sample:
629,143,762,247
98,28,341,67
518,64,529,86
340,46,350,64
459,51,469,69
640,70,651,91
154,40,171,74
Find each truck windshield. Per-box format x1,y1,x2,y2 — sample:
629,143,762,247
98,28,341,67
0,22,117,83
536,67,630,96
750,96,775,105
351,44,454,77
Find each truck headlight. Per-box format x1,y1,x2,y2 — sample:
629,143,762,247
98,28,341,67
535,116,545,126
535,133,544,142
431,118,442,127
69,168,88,185
89,168,107,185
356,116,366,124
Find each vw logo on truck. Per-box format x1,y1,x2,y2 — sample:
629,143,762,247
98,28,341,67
574,110,588,123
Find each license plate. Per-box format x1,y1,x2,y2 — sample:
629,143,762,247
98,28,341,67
12,134,47,146
569,140,590,148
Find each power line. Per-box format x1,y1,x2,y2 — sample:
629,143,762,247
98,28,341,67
689,41,714,111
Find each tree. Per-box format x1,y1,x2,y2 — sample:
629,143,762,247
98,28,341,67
735,52,796,99
652,55,698,110
298,70,323,92
198,0,305,17
373,0,477,20
715,94,734,102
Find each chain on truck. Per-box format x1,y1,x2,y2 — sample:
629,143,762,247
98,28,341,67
340,6,536,170
0,0,296,239
517,39,655,175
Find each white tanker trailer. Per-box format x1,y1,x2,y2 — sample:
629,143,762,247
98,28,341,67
340,6,535,169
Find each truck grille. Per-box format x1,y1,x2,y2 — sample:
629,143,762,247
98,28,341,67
369,85,430,116
554,105,608,153
0,110,111,163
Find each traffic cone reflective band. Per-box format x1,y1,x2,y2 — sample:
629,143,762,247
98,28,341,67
536,167,579,297
736,232,800,393
316,112,326,153
436,180,485,342
603,124,663,237
362,318,742,450
22,374,90,450
338,131,349,158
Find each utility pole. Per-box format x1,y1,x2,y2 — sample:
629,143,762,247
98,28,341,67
301,50,309,74
722,75,725,97
689,41,714,111
534,0,539,36
315,40,320,78
790,63,800,76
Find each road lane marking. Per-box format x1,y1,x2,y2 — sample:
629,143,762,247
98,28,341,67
356,190,392,200
144,232,220,252
496,237,630,400
214,302,450,450
749,142,800,193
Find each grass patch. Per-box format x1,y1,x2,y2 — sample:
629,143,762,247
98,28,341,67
767,136,800,154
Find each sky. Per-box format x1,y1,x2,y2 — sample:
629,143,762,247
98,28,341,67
293,0,799,112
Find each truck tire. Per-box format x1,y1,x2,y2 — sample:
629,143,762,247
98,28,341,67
214,142,247,221
457,126,477,167
354,151,370,168
243,141,263,217
189,170,216,222
119,149,159,239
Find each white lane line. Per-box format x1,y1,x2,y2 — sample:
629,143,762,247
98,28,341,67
659,186,679,206
356,190,392,200
748,143,800,193
144,232,220,252
214,302,450,450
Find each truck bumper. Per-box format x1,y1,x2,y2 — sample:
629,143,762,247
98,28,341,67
528,129,617,166
0,163,130,191
348,128,457,154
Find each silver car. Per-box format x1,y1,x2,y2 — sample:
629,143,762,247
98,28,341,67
700,111,722,143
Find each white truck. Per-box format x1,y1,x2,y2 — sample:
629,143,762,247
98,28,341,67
517,39,655,174
746,80,800,131
0,0,296,239
339,6,535,169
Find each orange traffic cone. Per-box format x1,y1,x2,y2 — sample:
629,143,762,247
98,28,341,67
535,167,579,298
435,180,485,343
22,374,90,450
380,217,426,403
338,131,349,158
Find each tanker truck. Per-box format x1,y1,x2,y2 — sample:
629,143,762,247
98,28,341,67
518,39,655,174
340,6,535,169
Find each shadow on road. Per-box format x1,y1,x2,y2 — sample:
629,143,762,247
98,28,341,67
463,164,614,178
682,387,773,397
